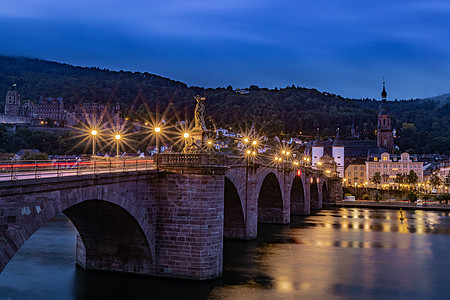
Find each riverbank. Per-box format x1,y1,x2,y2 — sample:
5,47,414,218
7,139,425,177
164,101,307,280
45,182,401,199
326,201,450,211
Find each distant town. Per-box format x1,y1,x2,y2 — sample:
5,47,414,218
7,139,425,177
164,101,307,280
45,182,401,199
1,83,449,195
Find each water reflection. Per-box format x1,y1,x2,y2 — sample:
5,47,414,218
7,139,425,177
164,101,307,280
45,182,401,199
2,209,450,299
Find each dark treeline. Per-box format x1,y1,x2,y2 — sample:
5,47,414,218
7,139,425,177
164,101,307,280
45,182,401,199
0,55,449,155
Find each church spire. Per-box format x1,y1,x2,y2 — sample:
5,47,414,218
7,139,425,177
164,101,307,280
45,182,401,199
381,78,387,100
333,127,344,147
377,79,394,153
313,127,322,146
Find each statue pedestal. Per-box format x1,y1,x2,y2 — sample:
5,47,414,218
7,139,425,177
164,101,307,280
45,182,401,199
191,128,204,148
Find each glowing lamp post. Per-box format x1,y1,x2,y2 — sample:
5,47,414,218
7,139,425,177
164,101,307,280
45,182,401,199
155,126,161,153
115,134,121,157
183,132,190,151
91,130,97,156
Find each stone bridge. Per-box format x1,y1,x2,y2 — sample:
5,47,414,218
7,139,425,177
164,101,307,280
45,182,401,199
0,154,341,280
224,162,341,239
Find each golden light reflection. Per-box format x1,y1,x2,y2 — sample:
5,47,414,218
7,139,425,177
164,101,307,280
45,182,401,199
276,277,293,292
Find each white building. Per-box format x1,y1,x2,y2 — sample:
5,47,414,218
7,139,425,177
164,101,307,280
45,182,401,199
366,152,424,185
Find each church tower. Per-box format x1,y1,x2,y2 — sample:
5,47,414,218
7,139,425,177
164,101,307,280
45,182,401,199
377,81,394,153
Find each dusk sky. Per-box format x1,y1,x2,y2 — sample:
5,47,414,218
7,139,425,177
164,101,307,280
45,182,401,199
1,0,450,100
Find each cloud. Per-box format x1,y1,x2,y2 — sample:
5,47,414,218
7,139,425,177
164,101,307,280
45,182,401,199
1,0,450,99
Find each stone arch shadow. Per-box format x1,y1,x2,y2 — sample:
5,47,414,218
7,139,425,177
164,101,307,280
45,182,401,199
257,172,284,223
65,199,154,274
321,180,329,204
224,177,245,239
0,191,155,275
290,175,307,215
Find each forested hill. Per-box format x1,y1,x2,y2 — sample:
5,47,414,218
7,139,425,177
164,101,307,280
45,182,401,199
355,97,450,154
0,55,449,155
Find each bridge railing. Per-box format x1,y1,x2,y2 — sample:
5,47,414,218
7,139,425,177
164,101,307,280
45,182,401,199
0,158,156,181
157,153,227,167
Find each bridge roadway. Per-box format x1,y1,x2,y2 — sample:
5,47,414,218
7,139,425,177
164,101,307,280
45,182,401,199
0,154,342,280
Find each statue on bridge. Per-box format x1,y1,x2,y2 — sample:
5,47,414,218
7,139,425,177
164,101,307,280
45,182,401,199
182,96,208,153
182,136,199,153
194,96,207,131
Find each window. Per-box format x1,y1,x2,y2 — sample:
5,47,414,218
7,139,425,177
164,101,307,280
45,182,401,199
361,172,364,177
374,157,378,161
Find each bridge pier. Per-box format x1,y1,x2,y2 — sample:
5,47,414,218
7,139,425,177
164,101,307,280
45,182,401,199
155,171,225,279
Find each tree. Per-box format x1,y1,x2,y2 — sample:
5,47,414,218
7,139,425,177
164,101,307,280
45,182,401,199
21,151,49,161
430,173,442,190
371,172,382,189
445,174,450,188
437,193,450,205
394,172,404,189
406,170,418,189
407,191,418,203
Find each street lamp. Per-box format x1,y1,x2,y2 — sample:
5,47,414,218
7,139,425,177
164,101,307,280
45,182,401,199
91,130,97,156
182,132,190,151
155,126,161,153
115,134,121,157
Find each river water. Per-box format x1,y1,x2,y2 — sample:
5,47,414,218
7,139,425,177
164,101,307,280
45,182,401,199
2,208,450,299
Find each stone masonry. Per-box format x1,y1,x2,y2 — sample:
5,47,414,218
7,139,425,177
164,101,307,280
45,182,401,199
0,167,226,280
0,159,339,279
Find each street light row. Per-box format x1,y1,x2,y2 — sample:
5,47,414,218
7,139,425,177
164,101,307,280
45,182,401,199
89,126,317,172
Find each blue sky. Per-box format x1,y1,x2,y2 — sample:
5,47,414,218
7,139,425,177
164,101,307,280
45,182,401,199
1,0,450,99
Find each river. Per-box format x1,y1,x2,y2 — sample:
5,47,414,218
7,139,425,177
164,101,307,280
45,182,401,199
2,208,450,299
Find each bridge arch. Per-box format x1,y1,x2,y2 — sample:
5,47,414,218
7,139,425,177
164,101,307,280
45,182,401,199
290,175,306,215
310,177,320,210
224,177,245,239
258,172,284,223
64,199,153,273
0,185,155,275
322,181,329,203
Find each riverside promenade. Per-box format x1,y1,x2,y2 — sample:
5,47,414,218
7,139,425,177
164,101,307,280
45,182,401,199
328,200,450,211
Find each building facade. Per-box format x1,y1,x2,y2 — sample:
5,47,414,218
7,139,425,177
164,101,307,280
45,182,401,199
34,97,65,124
74,102,120,123
344,163,366,187
366,152,424,186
